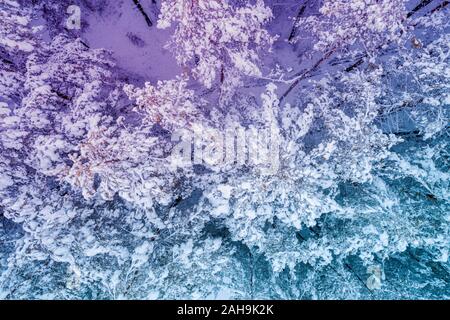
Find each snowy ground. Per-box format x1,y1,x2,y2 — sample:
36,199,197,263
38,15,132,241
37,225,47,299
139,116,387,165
82,0,182,83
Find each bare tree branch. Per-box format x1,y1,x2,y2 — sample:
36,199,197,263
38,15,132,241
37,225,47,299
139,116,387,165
407,0,435,18
132,0,153,27
288,1,309,43
280,48,335,103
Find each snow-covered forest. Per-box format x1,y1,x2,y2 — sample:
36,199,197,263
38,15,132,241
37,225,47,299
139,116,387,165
0,0,449,299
